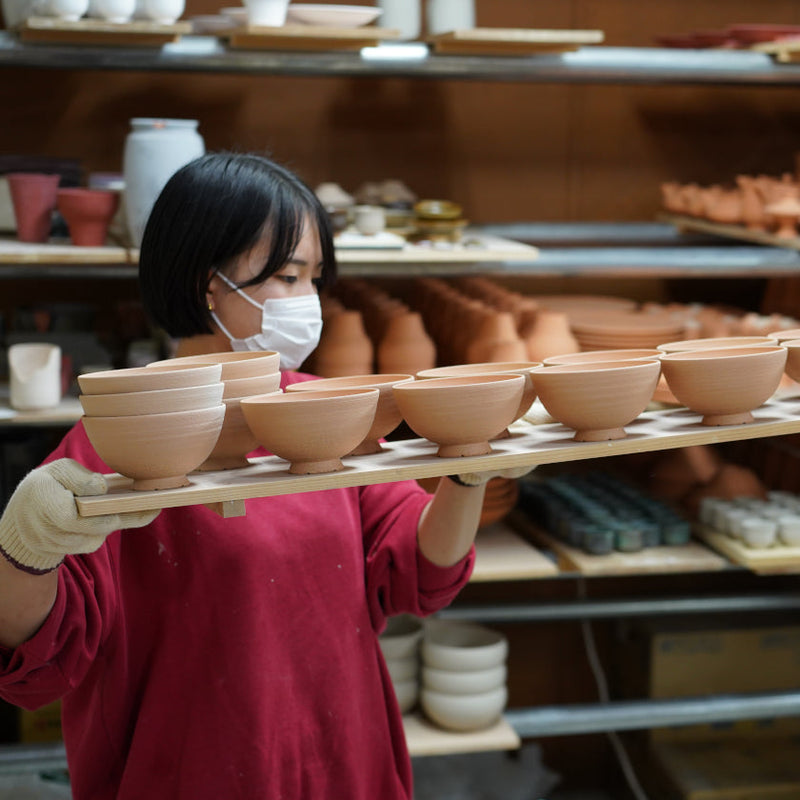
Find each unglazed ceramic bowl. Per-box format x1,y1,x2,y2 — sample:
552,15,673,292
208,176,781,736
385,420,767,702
529,359,661,441
82,404,225,490
79,382,224,417
196,390,282,471
392,374,525,457
421,664,507,695
656,336,775,354
240,387,379,474
286,374,413,455
77,363,222,395
768,328,800,345
542,348,660,366
659,346,787,425
379,615,424,661
783,340,800,382
421,620,508,672
147,351,280,380
222,372,283,399
385,656,418,683
420,686,507,732
416,362,540,426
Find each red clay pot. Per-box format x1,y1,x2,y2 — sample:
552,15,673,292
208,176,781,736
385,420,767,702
57,188,120,246
7,172,60,243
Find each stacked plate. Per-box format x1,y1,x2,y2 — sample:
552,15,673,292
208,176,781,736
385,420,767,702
569,309,687,351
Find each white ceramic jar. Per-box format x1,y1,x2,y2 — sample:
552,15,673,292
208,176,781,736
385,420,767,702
9,343,61,411
122,118,205,247
425,0,475,36
377,0,420,40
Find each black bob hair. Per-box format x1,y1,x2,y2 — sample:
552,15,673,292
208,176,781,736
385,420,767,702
138,152,337,338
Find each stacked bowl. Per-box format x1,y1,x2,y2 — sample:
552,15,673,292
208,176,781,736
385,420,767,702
78,363,225,490
378,615,424,714
146,352,281,470
420,620,509,732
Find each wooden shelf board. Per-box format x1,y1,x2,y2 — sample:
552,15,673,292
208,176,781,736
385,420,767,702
228,24,399,51
0,238,130,264
75,395,800,518
0,394,84,427
513,518,727,577
752,38,800,64
19,16,190,46
471,522,558,581
403,712,520,757
429,27,604,56
694,523,800,575
661,213,800,251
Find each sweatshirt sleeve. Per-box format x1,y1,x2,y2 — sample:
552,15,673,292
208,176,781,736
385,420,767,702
359,480,474,634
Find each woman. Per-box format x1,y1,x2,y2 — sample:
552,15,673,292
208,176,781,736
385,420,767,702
0,153,529,799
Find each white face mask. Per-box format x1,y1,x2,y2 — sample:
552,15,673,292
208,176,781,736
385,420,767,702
211,273,323,371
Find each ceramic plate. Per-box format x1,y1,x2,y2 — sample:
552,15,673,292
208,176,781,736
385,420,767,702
285,4,381,27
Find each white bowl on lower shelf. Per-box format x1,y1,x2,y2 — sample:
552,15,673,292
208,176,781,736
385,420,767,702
392,678,419,714
379,614,423,661
420,686,507,732
421,619,508,672
421,664,506,695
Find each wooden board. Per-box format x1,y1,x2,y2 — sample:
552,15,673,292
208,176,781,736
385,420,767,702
228,24,399,51
661,213,800,251
752,38,800,64
75,395,800,518
515,520,727,577
19,17,190,46
428,27,604,56
0,396,84,427
471,522,558,581
403,712,520,757
0,238,130,264
694,523,800,575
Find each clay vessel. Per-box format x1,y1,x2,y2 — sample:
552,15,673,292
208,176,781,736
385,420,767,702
392,374,525,457
79,382,224,416
314,310,374,377
543,348,660,365
240,388,379,474
767,328,800,344
656,336,774,354
659,346,787,425
82,404,225,490
221,372,282,400
523,309,580,362
6,172,60,243
736,175,768,231
78,363,222,395
147,350,280,380
377,312,436,375
56,188,120,246
781,340,800,383
530,359,661,441
765,195,800,239
466,311,528,363
8,343,61,410
286,374,413,455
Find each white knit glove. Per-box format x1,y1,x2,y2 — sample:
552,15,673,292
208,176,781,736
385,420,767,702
448,464,537,488
0,459,159,574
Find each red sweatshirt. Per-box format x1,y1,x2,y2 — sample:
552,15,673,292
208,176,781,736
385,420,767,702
0,371,474,799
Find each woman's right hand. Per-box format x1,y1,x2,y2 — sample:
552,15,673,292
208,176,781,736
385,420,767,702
0,459,159,574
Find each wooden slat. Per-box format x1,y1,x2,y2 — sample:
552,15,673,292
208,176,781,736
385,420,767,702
661,213,800,251
0,238,130,264
404,712,520,757
228,24,399,51
752,38,800,64
19,16,190,46
75,395,800,518
429,27,604,56
471,522,558,581
694,523,800,575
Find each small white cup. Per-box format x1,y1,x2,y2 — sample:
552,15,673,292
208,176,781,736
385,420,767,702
48,0,88,19
353,205,386,236
90,0,134,21
243,0,287,26
426,0,475,36
137,0,183,22
377,0,420,40
9,343,62,411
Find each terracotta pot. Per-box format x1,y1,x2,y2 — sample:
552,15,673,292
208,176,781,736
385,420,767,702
240,387,379,474
7,172,60,243
392,374,525,457
659,346,787,426
377,311,437,375
56,188,120,246
314,310,374,377
467,311,528,364
523,309,580,362
530,359,661,441
286,373,413,455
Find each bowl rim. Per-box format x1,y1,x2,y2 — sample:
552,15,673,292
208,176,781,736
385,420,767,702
394,374,525,390
659,345,786,361
530,359,661,375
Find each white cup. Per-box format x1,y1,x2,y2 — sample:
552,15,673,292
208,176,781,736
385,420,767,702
137,0,183,22
353,205,386,236
377,0,420,40
243,0,287,26
48,0,88,19
90,0,133,21
426,0,475,36
9,343,62,411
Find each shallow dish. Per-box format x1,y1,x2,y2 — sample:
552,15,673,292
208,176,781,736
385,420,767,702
285,3,381,26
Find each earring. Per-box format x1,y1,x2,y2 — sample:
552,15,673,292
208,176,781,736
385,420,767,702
208,302,213,311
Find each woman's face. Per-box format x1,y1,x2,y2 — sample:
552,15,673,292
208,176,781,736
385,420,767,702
208,217,324,340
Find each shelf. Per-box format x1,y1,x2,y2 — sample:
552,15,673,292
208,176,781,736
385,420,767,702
0,395,83,428
662,213,800,252
3,37,800,85
75,394,800,519
404,713,520,757
471,522,558,581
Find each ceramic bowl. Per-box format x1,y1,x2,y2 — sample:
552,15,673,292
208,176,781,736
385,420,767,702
529,359,661,441
542,348,660,366
385,656,418,683
79,382,224,417
378,614,424,661
197,390,282,471
392,374,525,458
659,346,787,426
222,372,283,400
77,363,222,395
82,404,225,490
783,340,800,383
240,388,379,474
286,374,413,455
416,362,540,425
420,686,507,732
768,328,800,345
286,3,381,26
421,620,508,672
656,336,775,354
421,664,507,695
393,679,419,714
147,351,280,381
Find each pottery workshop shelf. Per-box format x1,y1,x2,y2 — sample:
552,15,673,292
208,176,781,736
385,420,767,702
404,713,520,757
661,213,800,253
0,238,130,264
75,395,800,519
694,523,800,575
0,391,83,428
471,522,559,582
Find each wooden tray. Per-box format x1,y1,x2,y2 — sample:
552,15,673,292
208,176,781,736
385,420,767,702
75,395,800,519
694,523,800,575
471,522,558,581
661,213,800,251
404,712,520,757
428,27,604,56
19,16,191,46
752,38,800,64
227,24,399,51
